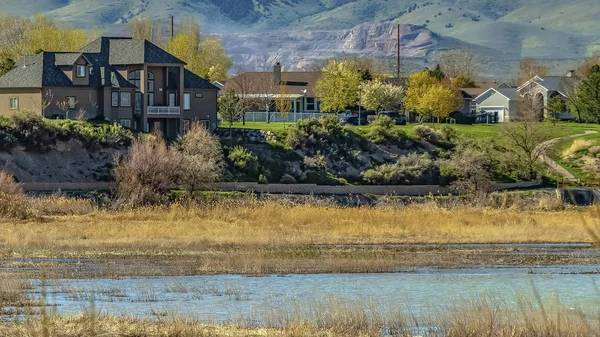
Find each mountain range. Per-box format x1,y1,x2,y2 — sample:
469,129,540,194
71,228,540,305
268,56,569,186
1,0,599,79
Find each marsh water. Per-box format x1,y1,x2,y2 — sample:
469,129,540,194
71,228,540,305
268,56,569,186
24,264,600,322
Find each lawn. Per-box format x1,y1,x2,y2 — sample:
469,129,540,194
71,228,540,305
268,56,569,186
220,121,600,140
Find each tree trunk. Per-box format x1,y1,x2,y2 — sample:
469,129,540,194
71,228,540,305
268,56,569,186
242,112,246,126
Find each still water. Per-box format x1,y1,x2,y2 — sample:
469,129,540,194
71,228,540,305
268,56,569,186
29,265,600,321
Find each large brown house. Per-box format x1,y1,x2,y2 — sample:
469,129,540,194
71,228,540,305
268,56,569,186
0,37,219,138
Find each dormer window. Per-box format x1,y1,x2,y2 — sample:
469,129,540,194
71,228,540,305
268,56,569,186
76,65,86,78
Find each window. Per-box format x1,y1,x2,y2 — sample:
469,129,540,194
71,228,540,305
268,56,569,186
195,93,203,98
120,92,131,107
184,93,191,110
148,93,155,107
9,97,18,110
135,93,142,113
147,72,155,93
183,119,191,132
128,70,141,88
120,119,131,128
76,65,86,78
169,93,176,107
111,92,119,107
66,96,76,109
306,97,315,111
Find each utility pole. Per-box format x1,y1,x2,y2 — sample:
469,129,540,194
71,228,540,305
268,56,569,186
171,16,174,40
397,23,401,79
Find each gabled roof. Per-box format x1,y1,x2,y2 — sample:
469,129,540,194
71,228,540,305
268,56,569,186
0,53,74,88
108,39,185,65
475,87,521,101
54,52,91,66
518,76,569,96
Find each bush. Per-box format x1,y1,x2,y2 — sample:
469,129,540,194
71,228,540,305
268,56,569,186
368,116,407,144
362,153,436,184
228,146,258,171
303,152,327,170
439,125,458,142
414,125,442,143
279,174,297,184
0,112,133,152
562,139,594,159
286,116,345,149
258,174,268,184
589,146,600,157
0,170,35,220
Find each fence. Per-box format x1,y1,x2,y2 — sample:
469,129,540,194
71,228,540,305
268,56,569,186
242,112,341,123
22,181,543,196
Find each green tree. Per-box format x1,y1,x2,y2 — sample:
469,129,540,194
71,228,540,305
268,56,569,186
0,52,15,76
451,74,477,88
545,95,567,119
577,65,600,123
429,64,446,80
361,80,404,113
314,60,362,112
218,88,242,143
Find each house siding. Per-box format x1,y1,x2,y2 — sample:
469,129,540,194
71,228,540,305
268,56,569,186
183,89,218,130
43,88,101,119
0,89,42,116
71,57,89,86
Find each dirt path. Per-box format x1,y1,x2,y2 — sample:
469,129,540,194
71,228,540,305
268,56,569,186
540,130,598,181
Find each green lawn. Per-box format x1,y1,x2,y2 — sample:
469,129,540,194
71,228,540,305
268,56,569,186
219,121,600,140
548,133,600,179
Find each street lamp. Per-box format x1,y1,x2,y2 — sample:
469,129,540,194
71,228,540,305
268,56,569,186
358,85,363,125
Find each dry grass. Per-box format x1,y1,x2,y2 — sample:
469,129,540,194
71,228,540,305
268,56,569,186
0,296,598,337
562,139,594,159
0,202,593,250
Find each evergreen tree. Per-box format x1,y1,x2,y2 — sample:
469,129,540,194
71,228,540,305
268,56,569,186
429,64,446,80
578,65,600,123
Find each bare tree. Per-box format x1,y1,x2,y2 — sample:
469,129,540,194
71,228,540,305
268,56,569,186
32,89,54,114
176,122,224,197
276,79,292,126
438,49,479,79
254,73,277,123
129,16,155,41
519,58,547,84
56,97,77,119
500,94,551,180
229,67,259,125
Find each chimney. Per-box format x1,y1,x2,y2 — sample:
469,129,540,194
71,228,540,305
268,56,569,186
274,62,282,84
566,70,575,77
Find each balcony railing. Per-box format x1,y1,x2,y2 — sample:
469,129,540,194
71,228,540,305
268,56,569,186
147,106,180,115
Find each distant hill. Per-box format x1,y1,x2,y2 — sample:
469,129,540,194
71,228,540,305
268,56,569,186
0,0,599,79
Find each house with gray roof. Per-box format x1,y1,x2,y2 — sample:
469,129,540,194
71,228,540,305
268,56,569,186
517,72,576,120
0,37,219,138
474,88,522,122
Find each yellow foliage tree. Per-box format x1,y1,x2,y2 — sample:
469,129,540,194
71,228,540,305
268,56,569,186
403,70,439,113
419,84,461,121
314,60,362,112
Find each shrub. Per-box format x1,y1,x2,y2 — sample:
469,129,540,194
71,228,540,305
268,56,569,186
113,132,178,207
285,116,345,149
279,174,297,184
0,170,35,220
258,174,269,184
303,152,327,170
588,146,600,157
562,139,594,159
414,125,442,143
228,146,258,171
0,170,21,195
367,116,407,144
362,153,436,184
582,156,600,177
439,125,458,142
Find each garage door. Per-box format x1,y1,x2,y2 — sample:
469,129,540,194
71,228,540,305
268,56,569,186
480,108,504,122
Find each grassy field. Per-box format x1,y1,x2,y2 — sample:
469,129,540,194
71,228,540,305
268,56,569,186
548,133,600,179
1,199,599,276
220,121,600,140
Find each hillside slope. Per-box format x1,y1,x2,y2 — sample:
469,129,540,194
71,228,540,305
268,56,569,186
0,0,598,77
